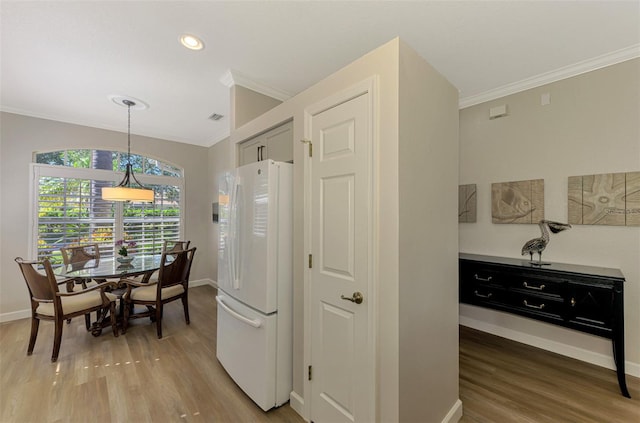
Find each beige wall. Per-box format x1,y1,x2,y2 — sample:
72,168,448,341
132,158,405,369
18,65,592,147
398,42,460,422
231,85,282,130
0,112,213,317
459,59,640,375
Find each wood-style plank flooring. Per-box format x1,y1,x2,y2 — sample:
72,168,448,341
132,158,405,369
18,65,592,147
1,285,638,422
459,325,640,423
0,285,303,423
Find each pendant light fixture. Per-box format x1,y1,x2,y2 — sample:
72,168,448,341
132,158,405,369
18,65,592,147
101,99,154,202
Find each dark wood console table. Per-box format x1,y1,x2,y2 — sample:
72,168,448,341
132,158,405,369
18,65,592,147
459,253,629,398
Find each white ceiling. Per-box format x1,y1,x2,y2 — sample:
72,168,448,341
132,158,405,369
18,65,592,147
2,1,639,148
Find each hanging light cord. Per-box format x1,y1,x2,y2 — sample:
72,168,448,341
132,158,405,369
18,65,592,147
116,99,148,189
126,100,132,166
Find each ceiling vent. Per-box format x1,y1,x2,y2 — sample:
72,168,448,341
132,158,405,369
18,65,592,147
209,113,224,121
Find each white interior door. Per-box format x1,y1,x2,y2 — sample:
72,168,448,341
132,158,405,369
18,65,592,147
309,91,373,423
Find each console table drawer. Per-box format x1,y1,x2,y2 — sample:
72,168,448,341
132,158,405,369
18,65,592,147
460,263,506,287
509,275,565,299
464,286,506,306
508,292,565,321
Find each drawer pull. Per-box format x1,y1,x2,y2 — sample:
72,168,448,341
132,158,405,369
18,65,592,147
523,281,545,291
474,274,493,282
523,300,545,310
474,290,493,299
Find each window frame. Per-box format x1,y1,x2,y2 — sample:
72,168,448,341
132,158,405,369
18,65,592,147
29,163,185,260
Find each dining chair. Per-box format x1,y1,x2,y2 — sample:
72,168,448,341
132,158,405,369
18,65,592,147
163,240,190,252
134,240,191,285
121,247,196,339
60,243,109,327
61,243,101,266
15,257,119,362
60,243,106,286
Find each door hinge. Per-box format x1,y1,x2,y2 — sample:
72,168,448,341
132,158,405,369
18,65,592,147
300,139,313,157
308,254,313,268
308,365,312,381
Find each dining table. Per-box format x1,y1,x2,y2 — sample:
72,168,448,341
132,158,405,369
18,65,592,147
54,254,164,281
54,254,164,335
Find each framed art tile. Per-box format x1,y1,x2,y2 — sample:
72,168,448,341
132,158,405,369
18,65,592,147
569,171,640,226
491,179,544,224
459,184,477,223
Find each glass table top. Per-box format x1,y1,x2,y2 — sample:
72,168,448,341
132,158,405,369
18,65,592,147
54,255,164,279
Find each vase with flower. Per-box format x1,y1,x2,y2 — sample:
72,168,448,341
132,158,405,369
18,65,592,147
115,239,137,265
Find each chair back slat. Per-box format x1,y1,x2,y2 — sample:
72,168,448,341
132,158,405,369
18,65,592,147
61,244,100,265
15,257,58,301
163,240,191,253
158,247,196,289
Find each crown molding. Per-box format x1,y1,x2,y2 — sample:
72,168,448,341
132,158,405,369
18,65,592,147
219,69,235,88
207,128,231,147
459,44,640,109
219,69,292,102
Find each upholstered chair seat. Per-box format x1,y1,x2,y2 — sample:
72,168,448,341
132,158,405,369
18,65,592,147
127,284,184,302
37,291,117,316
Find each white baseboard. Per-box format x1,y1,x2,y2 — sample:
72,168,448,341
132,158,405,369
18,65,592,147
288,391,460,423
442,399,463,423
289,391,306,421
0,308,31,323
190,278,217,288
460,316,640,378
1,278,219,323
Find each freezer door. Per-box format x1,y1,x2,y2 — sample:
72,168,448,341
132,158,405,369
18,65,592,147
216,293,281,411
218,161,280,314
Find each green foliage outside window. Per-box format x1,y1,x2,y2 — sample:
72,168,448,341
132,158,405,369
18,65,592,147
34,149,183,264
36,149,182,177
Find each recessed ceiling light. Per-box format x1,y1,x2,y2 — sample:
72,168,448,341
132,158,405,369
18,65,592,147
180,34,204,51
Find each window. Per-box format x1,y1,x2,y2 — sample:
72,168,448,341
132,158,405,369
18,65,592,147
32,150,184,265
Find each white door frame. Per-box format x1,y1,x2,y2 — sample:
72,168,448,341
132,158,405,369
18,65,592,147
302,76,379,422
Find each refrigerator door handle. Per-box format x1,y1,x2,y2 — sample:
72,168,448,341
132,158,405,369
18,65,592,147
228,178,241,290
230,180,241,289
216,296,262,328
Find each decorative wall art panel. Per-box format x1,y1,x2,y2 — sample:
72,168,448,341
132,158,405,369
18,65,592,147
458,184,477,223
568,171,640,226
627,172,640,226
491,179,544,224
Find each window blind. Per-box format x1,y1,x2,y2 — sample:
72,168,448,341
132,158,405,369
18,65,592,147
37,175,115,264
33,155,184,265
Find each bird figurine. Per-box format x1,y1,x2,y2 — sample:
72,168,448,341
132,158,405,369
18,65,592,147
521,220,572,265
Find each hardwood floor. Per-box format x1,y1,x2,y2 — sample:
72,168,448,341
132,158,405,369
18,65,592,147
459,325,640,423
0,285,303,423
1,286,638,422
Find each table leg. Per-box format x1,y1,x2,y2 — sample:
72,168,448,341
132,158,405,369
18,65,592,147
612,337,631,398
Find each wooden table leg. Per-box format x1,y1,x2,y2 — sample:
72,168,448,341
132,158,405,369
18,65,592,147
612,337,631,398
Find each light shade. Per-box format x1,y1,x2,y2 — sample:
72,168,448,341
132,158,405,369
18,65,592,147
102,186,154,202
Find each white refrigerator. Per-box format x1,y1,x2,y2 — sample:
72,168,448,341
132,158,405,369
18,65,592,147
216,160,293,411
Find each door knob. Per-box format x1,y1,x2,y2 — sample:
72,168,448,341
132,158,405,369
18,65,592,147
341,292,363,304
